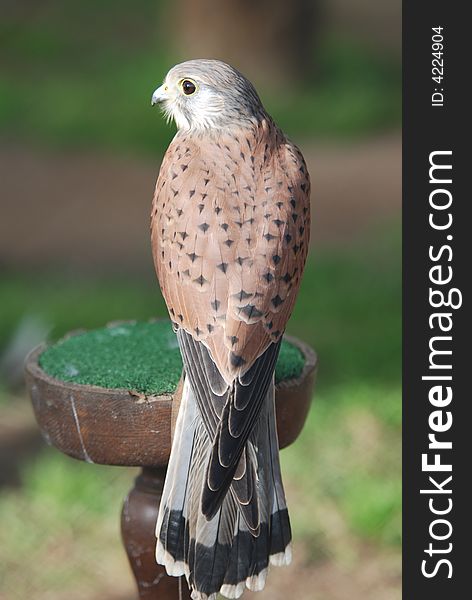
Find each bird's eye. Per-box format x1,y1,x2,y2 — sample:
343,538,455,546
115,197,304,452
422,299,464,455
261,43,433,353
181,80,196,95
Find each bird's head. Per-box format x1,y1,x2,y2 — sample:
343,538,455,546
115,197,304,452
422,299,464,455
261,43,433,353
151,59,266,131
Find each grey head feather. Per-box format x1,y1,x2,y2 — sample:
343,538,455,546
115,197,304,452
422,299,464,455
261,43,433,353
155,59,269,131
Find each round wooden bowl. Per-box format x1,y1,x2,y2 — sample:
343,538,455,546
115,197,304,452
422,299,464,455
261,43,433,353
25,334,317,468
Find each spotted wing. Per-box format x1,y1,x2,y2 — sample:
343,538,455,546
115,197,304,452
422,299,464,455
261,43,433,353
151,121,310,383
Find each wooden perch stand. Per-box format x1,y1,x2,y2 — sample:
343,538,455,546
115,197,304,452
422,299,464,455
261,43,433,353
25,325,317,600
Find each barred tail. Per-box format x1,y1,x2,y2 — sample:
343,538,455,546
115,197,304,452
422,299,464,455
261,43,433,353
155,376,292,600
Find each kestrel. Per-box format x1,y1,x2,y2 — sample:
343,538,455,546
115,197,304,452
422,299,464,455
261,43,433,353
150,60,310,600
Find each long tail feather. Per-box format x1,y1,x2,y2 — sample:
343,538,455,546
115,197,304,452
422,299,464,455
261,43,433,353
155,375,291,599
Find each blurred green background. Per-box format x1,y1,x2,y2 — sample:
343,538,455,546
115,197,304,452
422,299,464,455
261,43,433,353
0,1,401,599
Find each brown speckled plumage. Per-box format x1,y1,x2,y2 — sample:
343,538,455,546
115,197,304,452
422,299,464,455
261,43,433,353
151,119,310,382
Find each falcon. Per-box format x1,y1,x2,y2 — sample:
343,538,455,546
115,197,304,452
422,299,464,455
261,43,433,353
150,59,310,599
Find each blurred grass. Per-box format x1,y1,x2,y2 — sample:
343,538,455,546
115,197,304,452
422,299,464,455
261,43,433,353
0,1,400,156
0,450,135,600
283,382,401,560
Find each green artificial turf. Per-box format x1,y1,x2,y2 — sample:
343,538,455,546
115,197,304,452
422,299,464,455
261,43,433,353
39,321,305,395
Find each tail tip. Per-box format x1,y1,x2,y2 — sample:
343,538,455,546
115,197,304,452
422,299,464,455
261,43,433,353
269,543,293,567
220,582,246,599
245,568,268,592
155,540,186,577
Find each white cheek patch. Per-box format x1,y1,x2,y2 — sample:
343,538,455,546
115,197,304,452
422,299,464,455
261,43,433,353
173,109,191,130
172,88,225,130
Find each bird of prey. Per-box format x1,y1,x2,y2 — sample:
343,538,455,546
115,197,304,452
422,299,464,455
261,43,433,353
150,59,310,600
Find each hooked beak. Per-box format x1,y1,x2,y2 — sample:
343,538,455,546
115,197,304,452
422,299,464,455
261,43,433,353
151,84,167,106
